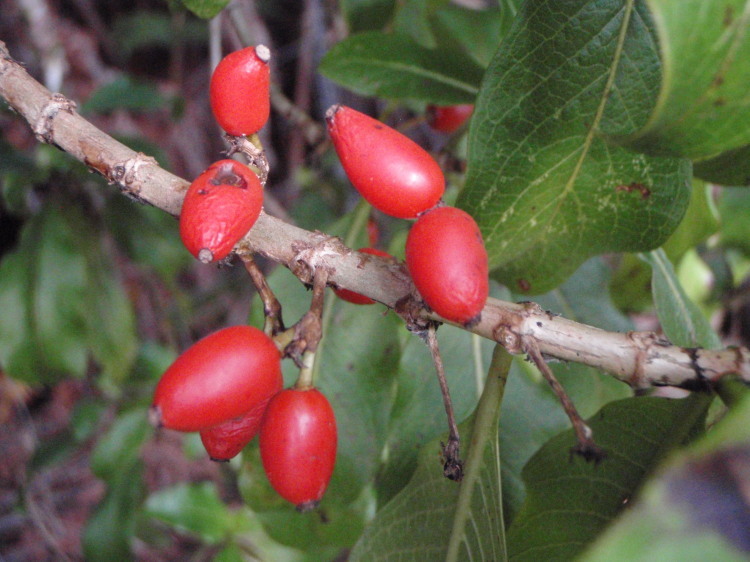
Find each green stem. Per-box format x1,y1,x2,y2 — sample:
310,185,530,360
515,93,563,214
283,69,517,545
445,345,512,562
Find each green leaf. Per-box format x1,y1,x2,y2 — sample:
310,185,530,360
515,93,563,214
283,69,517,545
429,4,511,67
458,0,691,294
104,195,191,281
84,458,145,562
718,186,750,256
506,395,709,561
90,408,151,480
0,206,89,383
81,76,167,114
341,0,396,33
640,248,722,349
82,236,138,392
693,144,750,186
618,0,750,162
318,32,483,104
580,394,750,561
180,0,230,19
143,482,234,544
376,322,496,504
500,259,632,520
392,0,447,47
350,346,513,561
611,179,719,312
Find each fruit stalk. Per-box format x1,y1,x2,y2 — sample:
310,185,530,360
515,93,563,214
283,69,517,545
426,323,464,481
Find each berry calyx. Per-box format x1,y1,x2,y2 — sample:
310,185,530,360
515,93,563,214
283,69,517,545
427,104,474,134
179,159,263,263
259,387,337,511
405,206,489,325
333,247,391,305
210,45,271,136
326,104,445,219
151,325,282,432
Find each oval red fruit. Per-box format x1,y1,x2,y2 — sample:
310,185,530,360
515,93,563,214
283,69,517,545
199,393,278,461
427,104,474,134
333,247,391,305
152,325,282,432
210,45,271,136
405,206,489,325
326,105,445,219
179,159,263,263
259,388,337,510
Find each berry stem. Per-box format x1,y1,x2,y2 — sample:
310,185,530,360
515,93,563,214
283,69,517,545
241,254,285,337
225,133,269,186
524,338,605,462
293,267,328,389
426,323,464,481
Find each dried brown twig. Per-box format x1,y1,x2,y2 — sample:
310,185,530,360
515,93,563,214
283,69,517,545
1,40,749,394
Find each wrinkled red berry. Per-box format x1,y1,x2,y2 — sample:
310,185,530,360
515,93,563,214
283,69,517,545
259,387,337,511
334,247,391,305
405,206,488,325
210,45,271,136
179,159,263,263
199,397,277,461
326,104,444,219
151,325,282,432
427,104,474,133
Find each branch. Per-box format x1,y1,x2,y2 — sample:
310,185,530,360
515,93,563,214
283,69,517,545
1,40,749,391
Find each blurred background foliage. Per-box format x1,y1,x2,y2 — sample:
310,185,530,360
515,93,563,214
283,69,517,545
1,0,750,560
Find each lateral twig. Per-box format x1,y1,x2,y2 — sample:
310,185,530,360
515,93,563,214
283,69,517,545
426,323,464,481
288,268,329,386
525,338,606,462
241,254,284,337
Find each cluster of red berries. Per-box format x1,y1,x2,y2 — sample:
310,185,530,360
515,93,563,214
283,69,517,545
326,104,488,325
164,46,336,511
159,44,485,510
151,326,336,511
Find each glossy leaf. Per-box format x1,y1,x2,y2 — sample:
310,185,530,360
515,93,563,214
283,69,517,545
694,144,750,186
0,206,89,383
430,4,510,67
319,32,483,104
506,395,709,561
0,203,137,385
580,394,750,561
81,76,167,114
84,408,151,561
718,187,750,256
458,0,691,294
619,0,750,162
84,458,145,562
342,0,396,32
640,249,722,349
350,347,513,561
500,259,632,520
180,0,230,19
611,180,718,312
143,482,234,544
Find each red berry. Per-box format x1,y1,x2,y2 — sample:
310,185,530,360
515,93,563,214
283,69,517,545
199,398,274,461
405,206,489,325
179,159,263,263
259,387,337,510
151,325,282,432
210,45,271,136
334,247,391,305
367,216,380,248
326,105,445,219
427,104,474,134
